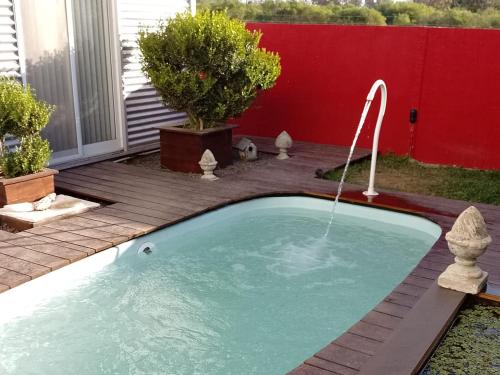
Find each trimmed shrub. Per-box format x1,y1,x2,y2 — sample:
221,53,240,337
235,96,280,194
377,2,438,25
0,135,51,178
138,11,281,130
332,6,386,25
0,77,53,178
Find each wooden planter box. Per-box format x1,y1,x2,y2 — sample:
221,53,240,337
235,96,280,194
0,168,58,207
156,124,237,173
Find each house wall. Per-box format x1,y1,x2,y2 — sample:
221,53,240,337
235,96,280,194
116,0,189,149
236,23,500,170
0,0,22,150
0,0,21,79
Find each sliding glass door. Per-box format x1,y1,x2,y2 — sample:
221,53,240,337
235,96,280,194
18,0,122,163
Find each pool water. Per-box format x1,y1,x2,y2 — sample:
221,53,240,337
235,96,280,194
0,197,440,375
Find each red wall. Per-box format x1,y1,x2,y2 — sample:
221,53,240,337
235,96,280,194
236,23,500,170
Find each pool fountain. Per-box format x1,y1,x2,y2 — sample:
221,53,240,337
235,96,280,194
325,79,387,236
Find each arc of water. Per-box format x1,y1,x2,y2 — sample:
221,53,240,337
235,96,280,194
324,80,387,237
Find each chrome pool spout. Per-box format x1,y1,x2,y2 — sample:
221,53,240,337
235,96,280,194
363,79,387,197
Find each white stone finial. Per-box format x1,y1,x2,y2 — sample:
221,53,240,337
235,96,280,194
33,193,57,211
275,131,292,160
438,206,491,294
199,149,218,181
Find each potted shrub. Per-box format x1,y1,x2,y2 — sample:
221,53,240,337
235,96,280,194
0,77,56,206
138,11,281,173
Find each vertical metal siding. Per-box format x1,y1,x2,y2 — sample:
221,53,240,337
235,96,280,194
117,0,189,148
0,0,20,149
0,0,20,78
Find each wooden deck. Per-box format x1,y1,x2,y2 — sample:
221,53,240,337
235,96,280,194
0,136,499,374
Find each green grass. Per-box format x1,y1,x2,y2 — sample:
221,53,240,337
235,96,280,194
325,154,500,205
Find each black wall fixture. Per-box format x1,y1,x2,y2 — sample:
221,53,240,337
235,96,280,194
410,109,418,124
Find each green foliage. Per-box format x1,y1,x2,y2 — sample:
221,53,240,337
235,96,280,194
414,0,454,10
377,2,438,25
0,77,54,139
332,5,387,24
138,11,281,130
393,13,412,24
199,0,386,24
199,0,500,28
0,135,51,178
423,303,500,375
0,78,53,178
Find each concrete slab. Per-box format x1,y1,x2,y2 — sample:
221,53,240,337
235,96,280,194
0,195,100,230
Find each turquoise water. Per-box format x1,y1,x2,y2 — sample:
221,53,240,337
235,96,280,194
0,197,440,375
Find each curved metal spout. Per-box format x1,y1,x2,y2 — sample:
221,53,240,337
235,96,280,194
363,79,387,197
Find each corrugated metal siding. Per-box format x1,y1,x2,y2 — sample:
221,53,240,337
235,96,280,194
0,0,20,78
117,0,189,148
0,0,20,149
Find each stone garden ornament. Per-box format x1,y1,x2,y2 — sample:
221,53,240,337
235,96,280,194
199,149,218,181
275,131,292,160
235,137,258,161
438,206,491,294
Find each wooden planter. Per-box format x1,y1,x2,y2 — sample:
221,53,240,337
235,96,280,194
0,168,58,207
156,124,237,173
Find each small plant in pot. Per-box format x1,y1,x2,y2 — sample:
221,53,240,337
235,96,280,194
0,77,56,206
138,10,281,173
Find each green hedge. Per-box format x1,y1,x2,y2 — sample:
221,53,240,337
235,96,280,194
198,0,500,28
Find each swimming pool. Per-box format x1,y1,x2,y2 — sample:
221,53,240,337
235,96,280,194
0,196,441,374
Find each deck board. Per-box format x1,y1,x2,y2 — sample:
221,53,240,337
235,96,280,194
0,136,498,374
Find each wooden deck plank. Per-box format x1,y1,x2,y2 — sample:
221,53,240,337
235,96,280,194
57,242,96,255
0,246,69,270
84,163,245,199
393,282,428,298
56,174,205,213
348,321,393,343
359,283,466,375
0,267,31,287
91,207,167,226
360,311,402,330
24,243,88,263
0,231,20,241
304,357,359,375
109,202,189,222
288,363,341,375
60,169,224,206
384,291,419,308
334,332,382,356
0,253,50,278
315,344,372,371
